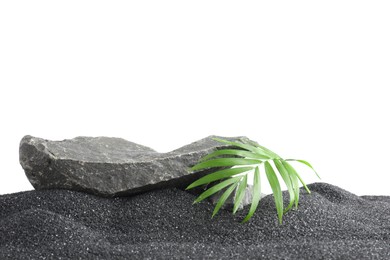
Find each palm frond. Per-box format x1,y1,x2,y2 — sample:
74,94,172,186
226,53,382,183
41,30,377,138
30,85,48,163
273,159,295,213
242,166,262,223
283,161,311,194
233,175,248,214
282,160,300,208
190,158,262,172
286,159,321,179
264,161,284,224
212,182,239,218
193,176,242,204
200,149,268,161
186,167,253,190
212,138,274,158
187,138,320,224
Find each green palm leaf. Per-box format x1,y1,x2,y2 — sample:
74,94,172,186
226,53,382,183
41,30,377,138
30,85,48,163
212,138,274,158
186,167,253,190
193,176,241,204
187,138,320,224
273,159,295,213
200,149,268,161
283,161,311,194
242,166,261,223
264,161,284,224
286,159,320,179
243,139,281,158
190,158,262,172
212,182,239,218
282,160,300,208
233,175,248,214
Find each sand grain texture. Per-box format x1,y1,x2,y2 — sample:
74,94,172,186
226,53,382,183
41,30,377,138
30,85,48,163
0,183,389,259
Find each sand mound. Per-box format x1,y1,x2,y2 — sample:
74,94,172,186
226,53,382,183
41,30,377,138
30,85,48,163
1,183,389,259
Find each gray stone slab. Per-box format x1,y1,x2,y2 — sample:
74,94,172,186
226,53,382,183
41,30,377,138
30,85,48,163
19,135,253,198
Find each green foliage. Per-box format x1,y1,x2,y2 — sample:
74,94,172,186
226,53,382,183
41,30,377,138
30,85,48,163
186,138,320,223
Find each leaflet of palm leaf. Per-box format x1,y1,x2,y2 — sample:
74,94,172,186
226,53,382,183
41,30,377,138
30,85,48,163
186,138,320,224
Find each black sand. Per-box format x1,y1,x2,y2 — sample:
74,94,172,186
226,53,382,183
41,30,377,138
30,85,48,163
1,183,389,259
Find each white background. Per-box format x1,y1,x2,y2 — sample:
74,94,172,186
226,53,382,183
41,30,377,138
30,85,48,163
1,1,389,196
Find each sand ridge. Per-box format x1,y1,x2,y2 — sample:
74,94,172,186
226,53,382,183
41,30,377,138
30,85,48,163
0,183,389,259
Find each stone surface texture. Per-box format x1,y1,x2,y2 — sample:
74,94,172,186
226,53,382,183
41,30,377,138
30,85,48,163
19,135,253,198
